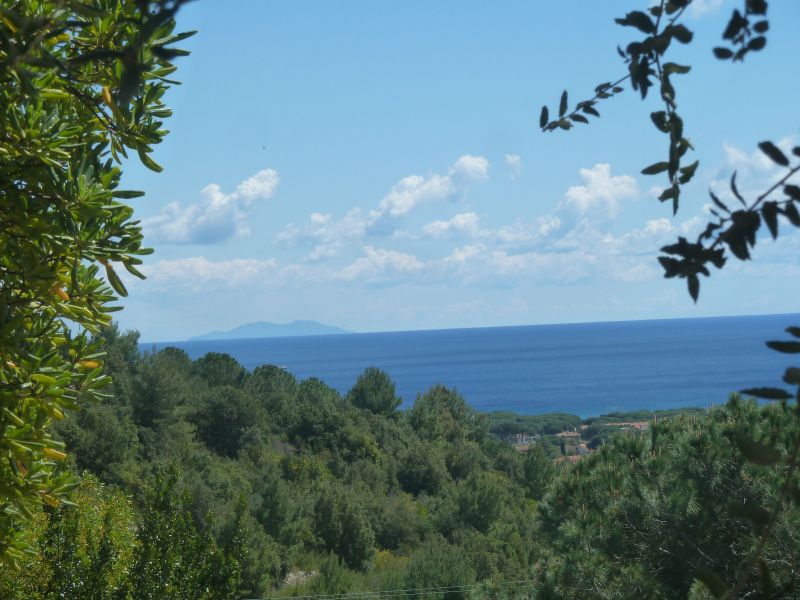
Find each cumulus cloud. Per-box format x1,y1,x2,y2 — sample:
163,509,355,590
687,0,726,18
421,214,559,246
537,215,561,237
452,155,490,181
561,163,638,218
422,212,481,239
145,169,279,244
139,208,707,294
279,209,368,262
141,256,280,290
370,174,455,221
279,154,490,259
504,154,521,179
334,246,425,282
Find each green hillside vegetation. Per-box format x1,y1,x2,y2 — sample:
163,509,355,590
488,412,581,437
0,327,797,598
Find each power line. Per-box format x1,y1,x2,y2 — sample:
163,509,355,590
250,578,538,600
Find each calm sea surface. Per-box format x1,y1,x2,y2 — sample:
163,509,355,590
143,314,799,418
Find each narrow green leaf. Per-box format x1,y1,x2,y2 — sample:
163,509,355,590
669,24,693,44
104,265,128,297
758,141,789,167
713,47,734,59
650,111,669,133
783,367,800,385
678,160,699,184
539,106,549,129
137,149,163,173
740,387,792,400
784,185,800,201
153,30,198,46
783,202,800,226
663,62,691,75
767,341,800,354
687,274,699,302
111,190,146,199
709,191,729,213
122,262,146,280
762,202,779,239
785,327,800,338
615,11,656,34
559,90,568,118
730,172,746,206
642,162,669,175
658,186,678,202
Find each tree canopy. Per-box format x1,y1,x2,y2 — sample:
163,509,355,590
0,0,191,563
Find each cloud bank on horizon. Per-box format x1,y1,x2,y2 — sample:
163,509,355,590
131,141,798,306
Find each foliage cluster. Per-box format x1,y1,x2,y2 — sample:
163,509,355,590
0,0,191,563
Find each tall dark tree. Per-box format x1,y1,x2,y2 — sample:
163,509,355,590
347,367,402,415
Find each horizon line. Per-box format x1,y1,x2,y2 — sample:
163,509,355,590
138,311,800,346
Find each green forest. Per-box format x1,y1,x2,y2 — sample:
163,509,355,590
0,326,798,599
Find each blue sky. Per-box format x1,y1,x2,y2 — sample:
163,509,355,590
118,1,800,342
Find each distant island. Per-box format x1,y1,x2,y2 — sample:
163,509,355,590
188,320,351,341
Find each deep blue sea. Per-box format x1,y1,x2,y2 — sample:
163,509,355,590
142,314,799,418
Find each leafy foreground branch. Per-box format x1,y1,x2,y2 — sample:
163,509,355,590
659,141,800,303
0,0,192,564
540,0,799,597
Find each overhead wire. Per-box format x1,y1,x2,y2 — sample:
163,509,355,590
249,578,538,600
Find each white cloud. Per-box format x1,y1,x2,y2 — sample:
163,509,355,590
235,170,281,203
334,246,425,282
286,209,368,262
149,159,728,293
138,210,708,293
504,154,521,179
561,163,638,218
687,0,726,18
279,155,490,259
145,169,279,244
141,256,280,290
537,215,561,237
422,212,481,239
370,174,455,220
489,223,536,245
452,155,490,181
650,0,728,18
